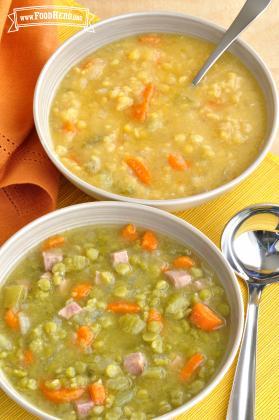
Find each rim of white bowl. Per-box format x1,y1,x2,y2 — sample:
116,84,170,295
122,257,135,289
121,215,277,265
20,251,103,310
34,11,279,208
0,202,244,419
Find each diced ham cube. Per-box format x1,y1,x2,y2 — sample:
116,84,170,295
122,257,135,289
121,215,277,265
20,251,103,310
165,270,192,289
111,250,129,266
170,354,184,370
58,302,82,320
42,250,63,271
18,312,30,335
193,279,207,291
75,400,94,418
124,352,146,376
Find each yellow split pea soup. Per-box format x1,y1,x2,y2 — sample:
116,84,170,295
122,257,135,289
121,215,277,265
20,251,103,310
50,33,266,199
0,225,230,419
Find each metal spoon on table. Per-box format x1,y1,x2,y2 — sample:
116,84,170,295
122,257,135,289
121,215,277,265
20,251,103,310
192,0,272,86
221,204,279,420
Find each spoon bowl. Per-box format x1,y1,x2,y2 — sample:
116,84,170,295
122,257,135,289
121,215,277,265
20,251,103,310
221,203,279,420
222,204,279,282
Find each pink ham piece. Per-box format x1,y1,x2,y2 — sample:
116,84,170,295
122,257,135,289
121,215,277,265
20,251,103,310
111,250,129,266
170,355,184,370
193,279,207,291
165,270,192,289
75,400,94,418
124,352,146,376
58,302,82,320
42,250,63,271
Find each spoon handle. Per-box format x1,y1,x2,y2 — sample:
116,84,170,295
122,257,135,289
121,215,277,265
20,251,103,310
192,0,272,85
226,283,264,420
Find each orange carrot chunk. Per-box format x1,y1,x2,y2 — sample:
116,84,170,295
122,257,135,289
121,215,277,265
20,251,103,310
4,309,19,330
62,121,77,133
88,382,106,405
168,153,191,171
121,224,138,241
125,157,151,185
138,34,161,45
148,308,163,324
40,383,85,403
23,350,34,366
141,231,158,251
131,83,155,122
76,326,94,348
71,283,93,300
173,256,195,269
107,301,141,314
180,353,205,381
66,153,80,165
190,303,224,331
42,236,65,251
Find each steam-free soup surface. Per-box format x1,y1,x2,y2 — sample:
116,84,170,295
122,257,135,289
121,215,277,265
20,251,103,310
0,225,230,419
50,33,266,199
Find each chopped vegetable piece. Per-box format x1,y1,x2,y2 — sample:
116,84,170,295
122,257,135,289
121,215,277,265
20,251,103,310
4,309,19,330
3,285,27,310
180,353,205,381
71,283,93,300
88,382,106,405
107,301,140,314
147,309,163,324
190,303,224,331
173,256,195,269
168,154,191,171
131,83,155,122
63,121,77,133
125,157,151,185
119,314,145,335
76,326,94,348
40,383,85,403
165,294,189,318
138,34,161,45
23,350,34,366
66,153,80,165
141,231,158,251
42,236,65,251
122,224,138,241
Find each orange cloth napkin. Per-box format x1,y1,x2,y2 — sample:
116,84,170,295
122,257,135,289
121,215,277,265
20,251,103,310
0,0,59,244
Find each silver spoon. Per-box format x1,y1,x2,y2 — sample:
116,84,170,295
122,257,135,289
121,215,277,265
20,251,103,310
192,0,272,86
221,204,279,420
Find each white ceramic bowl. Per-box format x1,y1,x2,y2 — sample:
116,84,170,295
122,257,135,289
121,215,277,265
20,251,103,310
34,12,278,212
0,202,243,419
